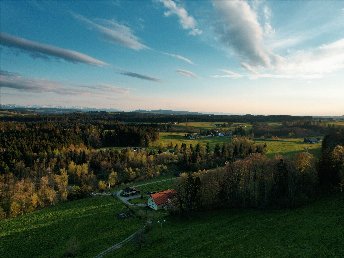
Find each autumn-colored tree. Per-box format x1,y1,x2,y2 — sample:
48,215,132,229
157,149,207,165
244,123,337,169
108,170,118,189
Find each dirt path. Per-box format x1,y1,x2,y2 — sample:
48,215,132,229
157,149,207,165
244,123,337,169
133,177,176,188
94,227,145,258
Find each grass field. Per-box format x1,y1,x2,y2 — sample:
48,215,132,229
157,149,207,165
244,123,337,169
176,122,252,130
0,197,141,258
117,193,344,258
255,138,322,158
152,132,232,149
153,133,321,157
1,180,342,257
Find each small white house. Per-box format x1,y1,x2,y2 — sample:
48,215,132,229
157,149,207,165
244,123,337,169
147,189,176,210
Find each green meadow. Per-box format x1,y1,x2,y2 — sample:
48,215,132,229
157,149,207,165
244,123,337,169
255,138,322,158
153,132,321,157
152,132,232,149
117,193,344,258
0,197,141,258
1,178,342,258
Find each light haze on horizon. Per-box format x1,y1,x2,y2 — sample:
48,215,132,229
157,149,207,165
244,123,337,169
0,0,344,115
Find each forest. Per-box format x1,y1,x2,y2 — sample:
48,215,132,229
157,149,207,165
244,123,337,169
0,111,343,219
174,128,344,214
0,112,266,218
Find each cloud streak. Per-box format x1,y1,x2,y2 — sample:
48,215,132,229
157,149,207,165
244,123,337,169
119,71,161,82
211,69,242,79
160,0,202,36
176,69,197,78
162,52,194,64
0,32,107,66
72,13,148,50
0,70,129,95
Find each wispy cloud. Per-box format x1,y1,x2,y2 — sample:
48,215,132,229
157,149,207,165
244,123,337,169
72,13,148,50
240,38,344,80
212,0,276,67
0,32,107,66
211,69,242,79
119,71,161,82
160,0,202,36
176,69,197,78
0,70,129,95
162,52,194,64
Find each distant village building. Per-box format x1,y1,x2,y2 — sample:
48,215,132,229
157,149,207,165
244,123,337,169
147,189,177,210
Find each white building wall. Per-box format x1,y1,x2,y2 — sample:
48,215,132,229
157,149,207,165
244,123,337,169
147,197,158,210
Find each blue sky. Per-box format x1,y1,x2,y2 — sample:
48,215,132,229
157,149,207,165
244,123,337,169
1,0,344,115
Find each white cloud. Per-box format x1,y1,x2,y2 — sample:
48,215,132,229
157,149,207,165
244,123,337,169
211,69,242,79
162,52,194,64
160,0,202,36
240,38,344,80
0,32,107,66
176,69,197,78
212,0,276,67
73,13,148,50
276,39,344,77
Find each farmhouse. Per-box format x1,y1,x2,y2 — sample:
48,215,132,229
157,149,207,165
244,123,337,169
147,189,177,210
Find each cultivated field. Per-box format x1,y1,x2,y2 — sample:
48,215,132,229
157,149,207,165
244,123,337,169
152,132,232,149
153,132,321,157
1,171,342,258
0,197,141,258
255,138,322,157
117,193,344,258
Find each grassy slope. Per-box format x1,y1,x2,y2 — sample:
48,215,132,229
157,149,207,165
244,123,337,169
0,197,141,258
255,138,322,158
117,193,344,258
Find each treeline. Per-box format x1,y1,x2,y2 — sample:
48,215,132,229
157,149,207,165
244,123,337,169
252,120,331,138
0,146,174,218
172,128,344,214
174,137,266,171
0,110,312,123
0,121,158,174
173,153,317,213
0,113,264,219
319,128,344,190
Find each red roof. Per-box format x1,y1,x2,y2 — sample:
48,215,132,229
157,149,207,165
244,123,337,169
150,189,176,206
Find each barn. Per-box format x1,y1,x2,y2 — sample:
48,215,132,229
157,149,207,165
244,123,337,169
147,189,177,210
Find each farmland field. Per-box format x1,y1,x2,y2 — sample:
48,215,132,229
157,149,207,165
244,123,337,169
153,132,321,157
255,138,322,158
117,193,344,258
152,132,232,149
0,197,141,258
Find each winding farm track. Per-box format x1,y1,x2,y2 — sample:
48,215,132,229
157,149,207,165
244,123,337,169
94,228,145,258
94,177,176,257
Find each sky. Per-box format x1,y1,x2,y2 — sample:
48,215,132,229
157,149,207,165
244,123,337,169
0,0,344,115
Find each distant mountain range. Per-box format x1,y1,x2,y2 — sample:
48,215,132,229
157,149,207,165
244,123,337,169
1,104,343,118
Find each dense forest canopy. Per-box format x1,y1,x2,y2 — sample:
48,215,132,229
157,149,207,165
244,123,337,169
0,111,342,219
